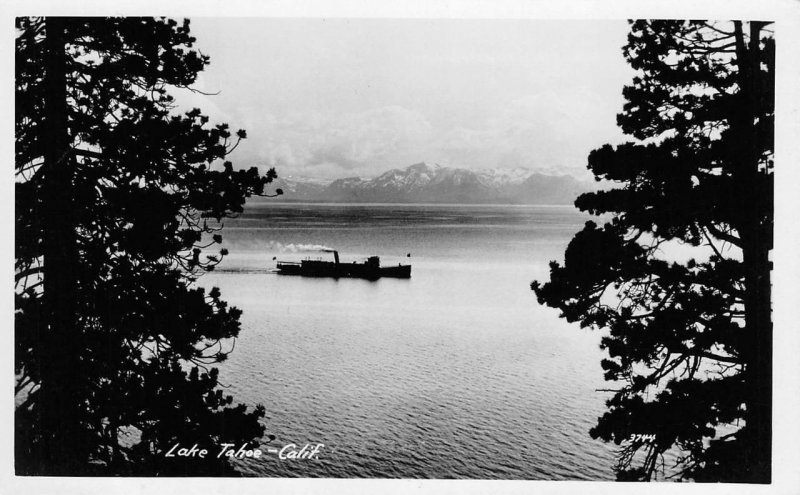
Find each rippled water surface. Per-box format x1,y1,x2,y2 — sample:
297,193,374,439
199,203,618,479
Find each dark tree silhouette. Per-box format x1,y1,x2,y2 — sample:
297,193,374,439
532,20,773,482
15,17,278,475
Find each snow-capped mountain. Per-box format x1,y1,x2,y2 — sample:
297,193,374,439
272,162,591,204
270,175,329,198
476,167,538,186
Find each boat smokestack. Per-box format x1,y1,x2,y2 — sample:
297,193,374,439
333,250,339,265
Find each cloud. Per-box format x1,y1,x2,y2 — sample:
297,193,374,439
234,105,434,177
309,106,433,168
222,92,624,180
170,74,233,124
177,19,632,180
428,91,624,176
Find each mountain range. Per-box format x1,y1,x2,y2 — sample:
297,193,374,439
270,162,591,205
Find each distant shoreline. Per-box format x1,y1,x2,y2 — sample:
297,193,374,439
248,199,579,208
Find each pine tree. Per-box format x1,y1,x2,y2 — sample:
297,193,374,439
532,20,773,482
15,17,277,475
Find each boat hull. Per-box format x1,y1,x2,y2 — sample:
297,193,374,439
276,260,411,279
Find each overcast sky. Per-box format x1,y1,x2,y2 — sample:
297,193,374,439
175,18,634,180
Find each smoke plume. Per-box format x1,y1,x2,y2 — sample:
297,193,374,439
266,241,335,253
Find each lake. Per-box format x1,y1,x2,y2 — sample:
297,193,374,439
199,203,618,479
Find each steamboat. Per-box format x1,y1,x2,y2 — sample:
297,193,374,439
276,250,411,279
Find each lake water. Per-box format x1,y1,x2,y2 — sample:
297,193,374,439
199,203,618,479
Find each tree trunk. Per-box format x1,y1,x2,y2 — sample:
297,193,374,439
733,21,772,484
39,16,84,474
